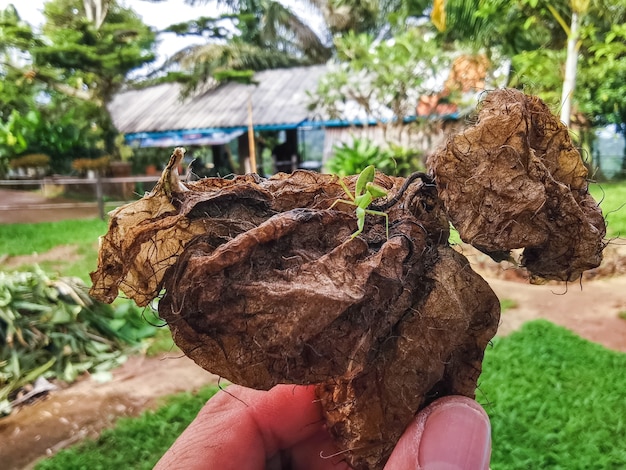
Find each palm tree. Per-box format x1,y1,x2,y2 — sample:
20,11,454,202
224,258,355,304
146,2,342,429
151,0,393,89
153,0,328,89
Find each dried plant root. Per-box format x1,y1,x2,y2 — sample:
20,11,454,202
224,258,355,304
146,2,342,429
428,88,605,281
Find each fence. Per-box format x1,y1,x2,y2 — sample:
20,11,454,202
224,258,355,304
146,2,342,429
0,175,160,220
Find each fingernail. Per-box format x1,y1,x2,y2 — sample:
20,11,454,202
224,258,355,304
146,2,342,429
419,401,491,470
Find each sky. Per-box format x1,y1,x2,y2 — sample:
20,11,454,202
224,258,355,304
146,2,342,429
0,0,221,67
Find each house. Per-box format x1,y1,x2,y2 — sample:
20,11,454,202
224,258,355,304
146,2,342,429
109,65,329,175
109,61,481,175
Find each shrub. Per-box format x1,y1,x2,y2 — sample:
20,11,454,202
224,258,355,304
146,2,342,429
71,156,111,174
9,153,51,169
326,137,422,176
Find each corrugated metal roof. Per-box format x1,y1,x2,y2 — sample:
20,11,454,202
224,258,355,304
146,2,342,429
109,65,329,134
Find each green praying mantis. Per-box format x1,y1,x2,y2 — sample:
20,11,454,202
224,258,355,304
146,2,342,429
330,165,390,239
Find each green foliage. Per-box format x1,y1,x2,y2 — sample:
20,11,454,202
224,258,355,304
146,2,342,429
491,0,626,145
327,137,422,177
39,0,156,101
508,49,566,108
0,268,158,413
0,105,106,175
579,22,626,133
0,0,156,171
412,0,626,163
483,320,626,469
35,385,220,470
166,40,311,97
328,138,395,176
311,28,449,124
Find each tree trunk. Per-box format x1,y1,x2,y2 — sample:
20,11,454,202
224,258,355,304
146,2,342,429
83,0,109,30
621,124,626,179
560,11,580,127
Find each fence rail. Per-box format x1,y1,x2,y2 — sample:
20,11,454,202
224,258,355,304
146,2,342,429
0,176,161,220
0,175,161,186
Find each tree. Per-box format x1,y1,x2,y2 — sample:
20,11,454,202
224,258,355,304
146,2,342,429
147,0,404,90
149,0,334,91
0,5,42,120
423,1,626,150
37,0,156,107
0,0,156,173
310,28,449,124
578,22,626,176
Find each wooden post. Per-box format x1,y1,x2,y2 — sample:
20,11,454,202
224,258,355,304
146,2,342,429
248,94,257,173
95,173,105,220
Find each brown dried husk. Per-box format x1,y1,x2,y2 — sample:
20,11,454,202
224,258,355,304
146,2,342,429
89,89,605,469
90,152,500,469
428,88,606,281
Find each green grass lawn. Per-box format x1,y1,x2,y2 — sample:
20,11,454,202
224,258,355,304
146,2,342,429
588,181,626,239
0,218,108,282
34,320,626,470
483,320,626,469
0,218,108,256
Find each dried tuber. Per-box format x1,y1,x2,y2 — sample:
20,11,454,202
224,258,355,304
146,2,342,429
428,88,605,281
90,89,605,469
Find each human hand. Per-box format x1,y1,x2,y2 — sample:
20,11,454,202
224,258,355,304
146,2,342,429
154,384,491,470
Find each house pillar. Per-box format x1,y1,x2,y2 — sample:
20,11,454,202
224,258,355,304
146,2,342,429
237,133,252,174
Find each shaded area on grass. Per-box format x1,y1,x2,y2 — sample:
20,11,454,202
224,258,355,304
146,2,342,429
482,320,626,469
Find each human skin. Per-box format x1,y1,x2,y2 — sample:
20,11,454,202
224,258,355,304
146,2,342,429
154,384,491,470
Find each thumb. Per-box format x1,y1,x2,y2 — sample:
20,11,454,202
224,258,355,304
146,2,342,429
384,396,491,470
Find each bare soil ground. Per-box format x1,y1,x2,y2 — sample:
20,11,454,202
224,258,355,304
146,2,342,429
0,355,218,470
459,243,626,353
0,189,100,224
1,188,625,469
2,245,83,269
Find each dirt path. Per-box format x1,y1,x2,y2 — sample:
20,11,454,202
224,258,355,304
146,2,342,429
462,243,626,352
0,354,218,470
488,276,626,352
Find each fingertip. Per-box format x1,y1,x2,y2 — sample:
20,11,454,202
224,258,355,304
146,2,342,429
385,396,491,470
